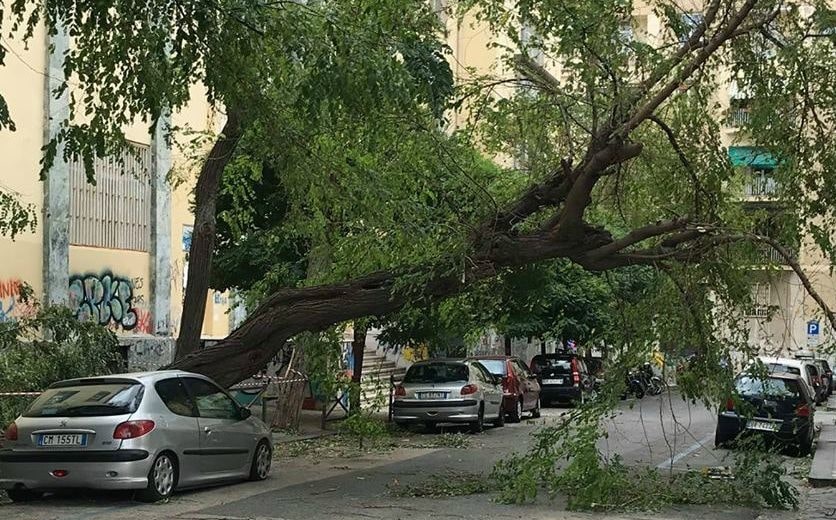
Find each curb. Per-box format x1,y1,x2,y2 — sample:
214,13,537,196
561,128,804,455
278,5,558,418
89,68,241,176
809,398,836,487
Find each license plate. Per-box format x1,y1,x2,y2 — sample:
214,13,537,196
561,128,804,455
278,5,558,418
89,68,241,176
419,392,447,399
38,434,87,447
747,420,780,432
542,378,563,385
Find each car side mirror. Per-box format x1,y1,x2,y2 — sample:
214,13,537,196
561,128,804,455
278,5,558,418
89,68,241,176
493,375,503,386
239,407,252,420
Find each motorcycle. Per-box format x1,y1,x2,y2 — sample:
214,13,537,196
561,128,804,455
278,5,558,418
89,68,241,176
639,363,665,396
623,370,646,399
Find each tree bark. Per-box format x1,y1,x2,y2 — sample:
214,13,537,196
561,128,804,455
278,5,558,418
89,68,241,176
175,110,243,361
349,322,368,413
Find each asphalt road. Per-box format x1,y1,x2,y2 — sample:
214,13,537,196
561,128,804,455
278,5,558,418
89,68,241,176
0,392,799,520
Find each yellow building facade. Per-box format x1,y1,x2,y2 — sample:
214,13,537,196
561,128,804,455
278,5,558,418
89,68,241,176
0,19,232,369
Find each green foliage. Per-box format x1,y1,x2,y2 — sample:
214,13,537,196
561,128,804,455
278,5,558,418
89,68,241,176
339,413,389,450
0,188,37,239
0,304,122,427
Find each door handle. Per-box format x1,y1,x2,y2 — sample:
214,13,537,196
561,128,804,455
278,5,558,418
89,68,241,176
203,426,212,435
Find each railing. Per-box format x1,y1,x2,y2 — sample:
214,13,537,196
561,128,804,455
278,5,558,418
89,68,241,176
727,107,751,127
744,173,778,197
753,243,796,265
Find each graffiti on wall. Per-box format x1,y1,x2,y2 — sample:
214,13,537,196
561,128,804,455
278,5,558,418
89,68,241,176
68,272,141,331
0,278,36,323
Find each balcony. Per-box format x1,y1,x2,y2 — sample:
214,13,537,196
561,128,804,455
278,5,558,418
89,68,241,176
749,242,797,268
726,107,751,128
744,171,778,198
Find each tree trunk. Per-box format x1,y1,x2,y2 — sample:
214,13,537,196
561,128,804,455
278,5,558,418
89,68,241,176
175,110,243,361
349,322,368,413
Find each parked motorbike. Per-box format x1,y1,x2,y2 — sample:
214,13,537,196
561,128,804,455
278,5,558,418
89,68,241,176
623,370,646,399
639,363,664,396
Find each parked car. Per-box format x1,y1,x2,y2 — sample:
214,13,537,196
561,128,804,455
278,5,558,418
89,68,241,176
392,359,504,432
530,353,596,406
715,372,815,455
750,356,826,404
468,356,541,422
1,371,273,503
819,359,834,397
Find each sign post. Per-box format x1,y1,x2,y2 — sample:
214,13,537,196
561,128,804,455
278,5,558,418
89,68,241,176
806,320,820,347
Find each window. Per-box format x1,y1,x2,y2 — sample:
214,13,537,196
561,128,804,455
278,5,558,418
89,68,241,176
514,359,532,378
156,378,197,417
69,142,152,251
404,363,469,384
183,378,241,420
679,12,704,43
24,380,143,417
476,359,507,376
746,283,770,318
735,376,800,400
471,362,493,383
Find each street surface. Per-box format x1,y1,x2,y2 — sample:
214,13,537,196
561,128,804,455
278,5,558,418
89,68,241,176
1,391,826,520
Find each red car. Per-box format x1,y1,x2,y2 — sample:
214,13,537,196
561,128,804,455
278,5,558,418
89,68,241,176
467,356,541,422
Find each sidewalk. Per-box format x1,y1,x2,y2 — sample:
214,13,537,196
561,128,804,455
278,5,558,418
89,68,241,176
271,409,340,444
809,395,836,486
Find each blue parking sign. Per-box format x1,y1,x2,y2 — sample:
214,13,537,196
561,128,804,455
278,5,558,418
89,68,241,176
807,320,820,336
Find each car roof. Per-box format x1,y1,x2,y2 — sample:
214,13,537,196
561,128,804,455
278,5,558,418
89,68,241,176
53,370,207,386
411,358,467,365
738,371,803,381
757,356,812,368
467,355,516,361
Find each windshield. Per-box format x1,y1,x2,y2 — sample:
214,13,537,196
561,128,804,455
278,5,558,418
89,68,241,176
404,363,469,384
736,376,801,400
531,356,571,373
24,380,144,417
475,360,506,376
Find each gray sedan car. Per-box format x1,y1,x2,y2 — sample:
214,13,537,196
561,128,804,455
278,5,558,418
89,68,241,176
1,370,273,502
392,359,504,432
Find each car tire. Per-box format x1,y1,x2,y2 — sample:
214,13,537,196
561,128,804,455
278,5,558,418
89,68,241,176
5,488,44,502
137,452,178,503
249,439,272,481
492,405,505,427
469,403,484,434
714,428,736,449
424,421,438,433
796,428,814,457
531,398,541,419
508,397,523,423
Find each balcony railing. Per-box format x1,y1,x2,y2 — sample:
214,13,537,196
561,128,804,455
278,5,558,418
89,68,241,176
726,107,751,127
744,173,778,197
752,243,796,265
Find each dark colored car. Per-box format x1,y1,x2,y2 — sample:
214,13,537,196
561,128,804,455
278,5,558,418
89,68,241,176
469,356,541,422
715,373,815,455
530,353,596,406
815,359,833,397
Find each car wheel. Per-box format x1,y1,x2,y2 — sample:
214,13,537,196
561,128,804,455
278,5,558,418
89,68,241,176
6,488,44,502
249,439,272,481
531,398,541,419
508,397,522,423
796,428,814,457
714,428,736,449
469,403,484,434
137,452,178,503
492,404,505,428
424,421,438,433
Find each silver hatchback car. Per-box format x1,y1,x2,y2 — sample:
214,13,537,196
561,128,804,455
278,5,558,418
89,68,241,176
392,359,504,432
1,370,273,502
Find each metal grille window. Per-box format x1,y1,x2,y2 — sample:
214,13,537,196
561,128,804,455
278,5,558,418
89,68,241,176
69,142,152,251
746,283,771,318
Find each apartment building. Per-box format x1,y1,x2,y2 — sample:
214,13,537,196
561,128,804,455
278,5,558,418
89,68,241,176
0,21,232,369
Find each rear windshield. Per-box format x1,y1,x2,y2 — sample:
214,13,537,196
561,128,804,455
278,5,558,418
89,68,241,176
531,356,571,373
736,376,801,400
404,363,469,384
24,380,144,417
475,360,507,376
764,363,801,376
